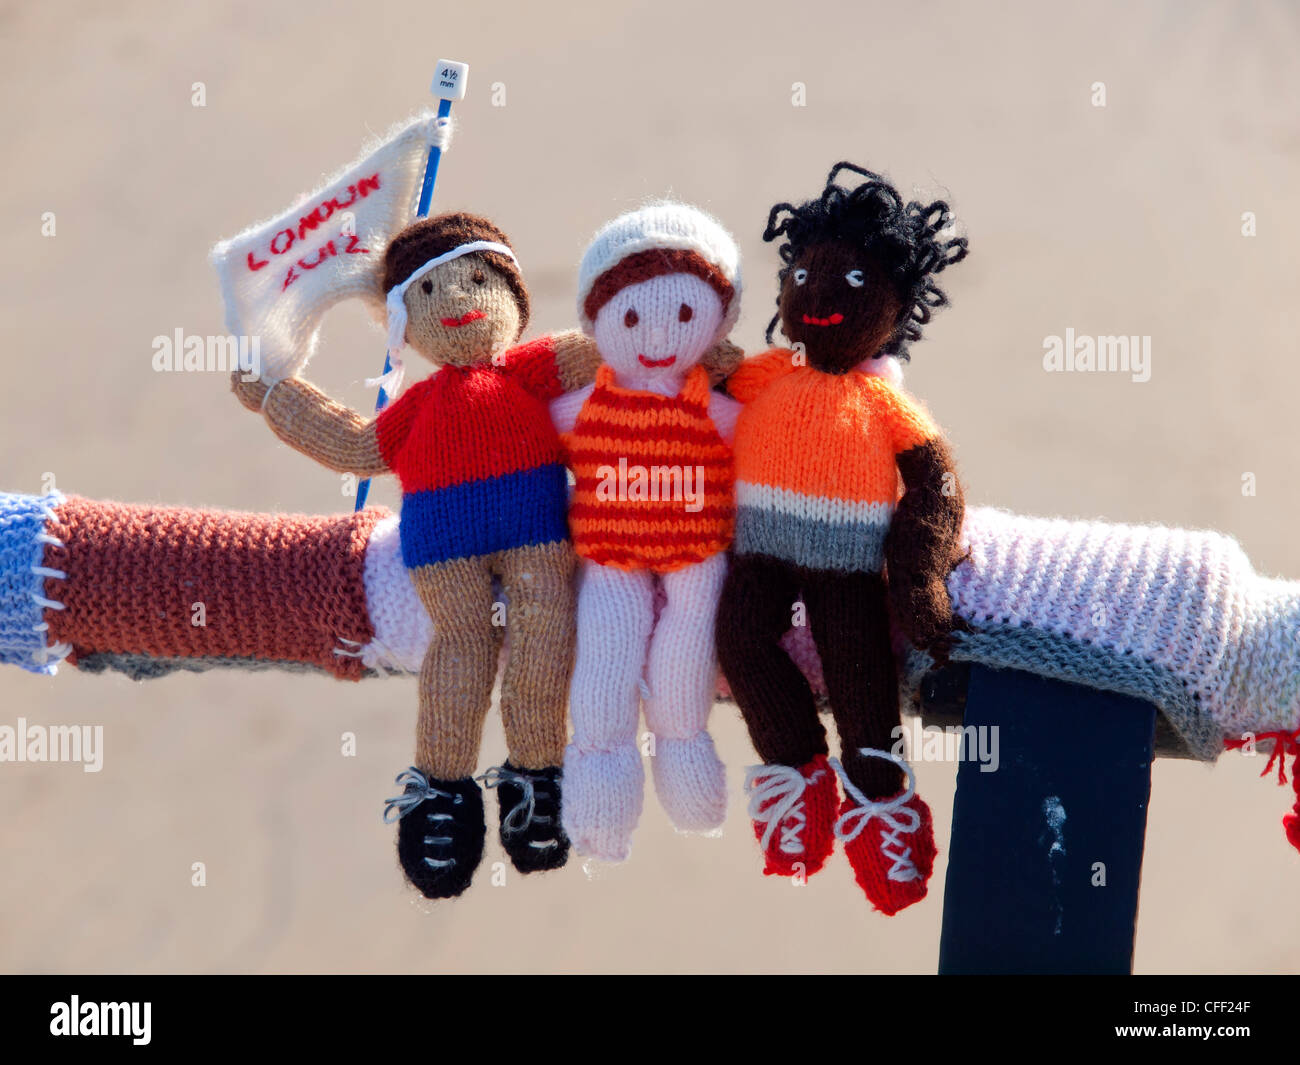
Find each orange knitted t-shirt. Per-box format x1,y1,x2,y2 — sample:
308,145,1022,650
727,348,940,572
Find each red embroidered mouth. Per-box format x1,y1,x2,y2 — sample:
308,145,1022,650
801,313,845,327
440,310,486,328
638,354,677,368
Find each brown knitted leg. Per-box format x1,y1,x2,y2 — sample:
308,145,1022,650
409,558,502,780
716,553,827,767
803,569,903,800
493,540,577,770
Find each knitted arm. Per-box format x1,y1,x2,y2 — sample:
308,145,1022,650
701,338,744,386
551,330,603,393
231,371,388,476
500,331,744,404
880,384,965,658
707,391,741,446
549,383,594,436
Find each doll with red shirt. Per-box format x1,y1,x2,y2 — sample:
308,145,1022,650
233,212,598,899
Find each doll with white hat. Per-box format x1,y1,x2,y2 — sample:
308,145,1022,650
550,202,743,861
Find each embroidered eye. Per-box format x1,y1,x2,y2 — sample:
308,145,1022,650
793,268,808,285
845,270,865,287
679,303,693,323
472,269,486,285
624,307,639,327
421,279,434,295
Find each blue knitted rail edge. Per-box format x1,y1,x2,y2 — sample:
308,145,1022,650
0,491,64,674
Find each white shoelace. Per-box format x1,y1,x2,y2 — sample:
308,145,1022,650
744,763,826,856
830,748,922,883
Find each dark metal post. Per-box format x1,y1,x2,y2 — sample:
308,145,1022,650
938,665,1157,974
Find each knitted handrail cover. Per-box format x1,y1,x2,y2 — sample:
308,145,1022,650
0,493,384,681
905,508,1300,760
2,493,1295,761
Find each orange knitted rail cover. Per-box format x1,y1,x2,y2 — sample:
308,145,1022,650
42,496,387,680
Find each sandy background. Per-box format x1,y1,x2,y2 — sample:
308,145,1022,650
1,0,1297,973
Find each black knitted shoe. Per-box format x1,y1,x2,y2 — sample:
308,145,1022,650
384,768,486,899
481,763,570,874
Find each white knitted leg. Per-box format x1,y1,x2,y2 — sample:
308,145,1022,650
562,560,654,861
644,551,728,833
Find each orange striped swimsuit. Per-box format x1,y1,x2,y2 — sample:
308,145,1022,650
565,364,734,572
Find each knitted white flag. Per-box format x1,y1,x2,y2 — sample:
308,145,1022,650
211,111,443,381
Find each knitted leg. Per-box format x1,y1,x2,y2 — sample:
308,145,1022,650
716,553,827,767
562,560,654,861
804,569,903,800
494,540,577,771
644,551,728,832
409,558,502,780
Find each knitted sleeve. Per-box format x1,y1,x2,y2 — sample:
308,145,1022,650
724,348,798,404
498,329,601,399
873,378,941,454
374,377,432,469
497,336,564,400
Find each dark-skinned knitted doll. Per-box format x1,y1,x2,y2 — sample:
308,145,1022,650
232,211,601,899
716,163,968,915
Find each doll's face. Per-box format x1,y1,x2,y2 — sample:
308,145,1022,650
592,273,724,385
401,254,521,367
778,240,903,374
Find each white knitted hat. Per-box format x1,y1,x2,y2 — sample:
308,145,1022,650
576,202,742,338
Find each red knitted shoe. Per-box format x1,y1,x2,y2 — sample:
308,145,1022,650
833,751,936,916
744,755,838,879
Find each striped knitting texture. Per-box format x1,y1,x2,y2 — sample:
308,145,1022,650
41,495,383,680
0,492,67,673
904,507,1300,759
728,350,939,572
566,364,734,572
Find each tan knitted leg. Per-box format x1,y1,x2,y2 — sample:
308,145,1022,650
493,541,577,770
409,558,502,780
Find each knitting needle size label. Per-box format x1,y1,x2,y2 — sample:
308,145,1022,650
432,60,469,100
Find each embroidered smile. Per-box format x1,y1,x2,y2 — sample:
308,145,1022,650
638,354,677,368
440,310,486,328
802,313,845,327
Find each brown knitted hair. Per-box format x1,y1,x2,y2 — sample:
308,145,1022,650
383,211,531,333
583,248,734,324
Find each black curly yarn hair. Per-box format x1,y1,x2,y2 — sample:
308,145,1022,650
763,162,969,359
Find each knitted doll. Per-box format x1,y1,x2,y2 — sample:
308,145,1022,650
716,164,969,915
550,203,742,861
232,211,599,899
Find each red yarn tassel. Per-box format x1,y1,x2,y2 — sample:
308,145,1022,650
1226,728,1300,855
1285,758,1300,853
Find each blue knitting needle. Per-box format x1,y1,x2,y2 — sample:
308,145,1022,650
355,60,468,511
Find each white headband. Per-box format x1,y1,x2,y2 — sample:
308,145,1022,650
369,240,520,395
